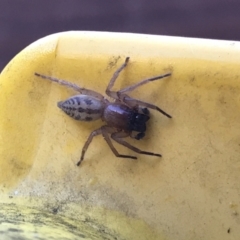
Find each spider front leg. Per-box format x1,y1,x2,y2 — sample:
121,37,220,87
116,68,172,118
123,95,172,118
111,132,162,157
101,127,137,160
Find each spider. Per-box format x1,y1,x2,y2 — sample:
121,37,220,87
35,57,172,166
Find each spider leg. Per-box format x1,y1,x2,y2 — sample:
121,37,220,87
101,127,137,160
105,57,130,99
111,132,162,157
77,126,137,166
35,73,104,100
123,96,172,118
77,127,103,166
119,73,171,94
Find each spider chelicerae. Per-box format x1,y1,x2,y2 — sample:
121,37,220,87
35,57,172,166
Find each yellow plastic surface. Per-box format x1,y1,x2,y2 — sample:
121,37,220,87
0,31,240,239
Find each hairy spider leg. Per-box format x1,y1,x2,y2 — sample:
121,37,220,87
111,132,162,157
119,73,171,94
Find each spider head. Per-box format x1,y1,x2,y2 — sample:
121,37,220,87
130,112,150,133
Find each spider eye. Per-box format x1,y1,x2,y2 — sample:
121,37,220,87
142,108,150,115
130,113,149,132
136,114,149,122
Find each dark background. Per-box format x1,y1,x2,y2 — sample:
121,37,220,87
1,0,240,71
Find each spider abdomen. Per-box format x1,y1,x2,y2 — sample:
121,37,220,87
57,95,104,121
103,103,149,132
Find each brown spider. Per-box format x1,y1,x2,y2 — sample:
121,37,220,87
35,57,172,166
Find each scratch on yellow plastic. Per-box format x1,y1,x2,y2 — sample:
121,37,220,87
0,31,240,239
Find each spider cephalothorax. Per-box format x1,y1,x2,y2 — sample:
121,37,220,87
35,57,172,166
